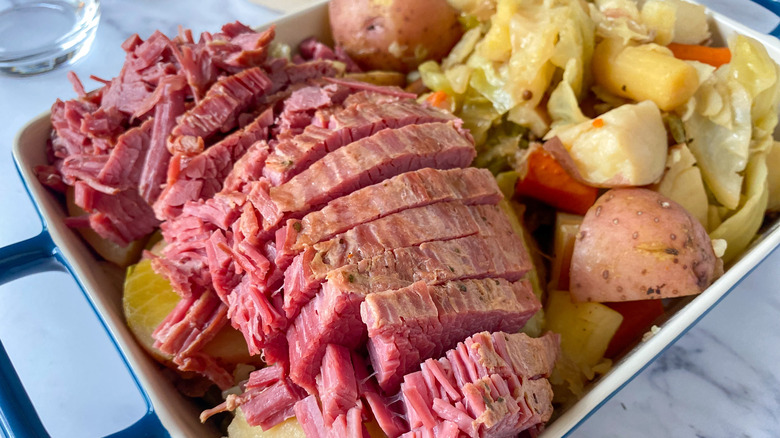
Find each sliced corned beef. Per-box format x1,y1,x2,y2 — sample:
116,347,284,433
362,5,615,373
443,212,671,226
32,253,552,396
282,202,514,320
252,122,476,231
361,279,541,392
171,66,272,142
139,75,188,203
317,344,359,427
277,167,502,259
222,139,272,193
50,98,99,159
155,107,272,220
265,59,342,96
74,181,160,246
399,331,559,437
240,377,305,429
151,289,232,389
287,233,531,393
351,351,409,437
262,98,457,185
294,395,328,438
90,117,154,194
224,275,287,356
199,362,305,429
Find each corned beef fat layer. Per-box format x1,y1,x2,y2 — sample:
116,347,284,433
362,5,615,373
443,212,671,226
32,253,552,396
43,20,559,438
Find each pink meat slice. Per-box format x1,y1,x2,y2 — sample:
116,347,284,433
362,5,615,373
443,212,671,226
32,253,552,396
154,107,273,220
287,232,532,393
274,167,502,268
317,344,360,426
361,278,541,392
262,98,457,185
251,121,476,232
400,331,559,437
282,203,515,320
171,66,272,141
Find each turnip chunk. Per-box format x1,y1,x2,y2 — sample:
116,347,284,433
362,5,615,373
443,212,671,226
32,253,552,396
570,188,720,303
545,101,668,188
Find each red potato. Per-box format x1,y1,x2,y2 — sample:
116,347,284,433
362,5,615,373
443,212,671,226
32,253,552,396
570,188,719,303
328,0,463,73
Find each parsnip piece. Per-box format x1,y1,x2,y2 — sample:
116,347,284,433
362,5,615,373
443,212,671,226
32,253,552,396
592,38,699,111
550,100,668,187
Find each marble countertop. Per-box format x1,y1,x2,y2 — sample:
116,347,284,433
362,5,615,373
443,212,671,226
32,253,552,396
0,0,778,436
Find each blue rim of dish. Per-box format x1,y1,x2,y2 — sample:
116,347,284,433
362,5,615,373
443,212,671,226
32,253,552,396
1,1,780,436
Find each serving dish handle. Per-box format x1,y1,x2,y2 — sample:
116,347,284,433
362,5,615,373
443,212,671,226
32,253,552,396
0,232,168,437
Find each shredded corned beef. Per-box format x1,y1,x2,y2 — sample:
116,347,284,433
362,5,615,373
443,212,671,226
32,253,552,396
41,19,561,437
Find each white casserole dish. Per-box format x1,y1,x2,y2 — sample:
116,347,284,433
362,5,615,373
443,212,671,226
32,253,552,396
5,2,780,436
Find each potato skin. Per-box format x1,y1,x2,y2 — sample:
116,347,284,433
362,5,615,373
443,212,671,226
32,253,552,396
329,0,463,73
570,188,718,302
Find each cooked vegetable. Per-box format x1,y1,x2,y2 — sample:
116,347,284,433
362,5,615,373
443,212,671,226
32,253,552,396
651,143,709,230
667,43,731,67
592,38,700,111
545,289,623,400
328,0,463,72
343,71,406,87
570,188,719,302
228,409,305,438
546,100,668,187
549,212,583,291
515,144,598,215
604,300,665,358
424,90,453,110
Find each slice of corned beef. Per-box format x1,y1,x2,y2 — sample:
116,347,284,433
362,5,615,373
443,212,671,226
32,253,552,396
222,139,272,193
317,344,359,427
265,58,342,96
252,122,476,231
282,202,514,320
262,98,457,186
287,233,531,393
223,275,287,356
240,376,306,429
155,107,272,220
199,362,305,429
50,98,99,159
361,279,541,392
294,395,328,438
139,75,188,203
351,351,409,437
171,66,272,142
400,331,559,437
298,37,361,73
89,117,154,194
151,289,232,389
277,167,502,257
73,181,159,246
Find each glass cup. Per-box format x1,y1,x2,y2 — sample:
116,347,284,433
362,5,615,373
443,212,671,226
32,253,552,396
0,0,101,75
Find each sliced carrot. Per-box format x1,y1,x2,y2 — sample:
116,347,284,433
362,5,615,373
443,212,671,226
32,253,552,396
515,145,599,216
425,90,451,110
604,300,665,358
667,43,731,68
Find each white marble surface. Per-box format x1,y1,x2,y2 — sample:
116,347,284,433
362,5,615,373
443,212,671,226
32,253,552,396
0,0,778,436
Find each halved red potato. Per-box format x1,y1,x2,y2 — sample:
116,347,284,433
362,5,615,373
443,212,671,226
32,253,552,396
570,188,719,302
